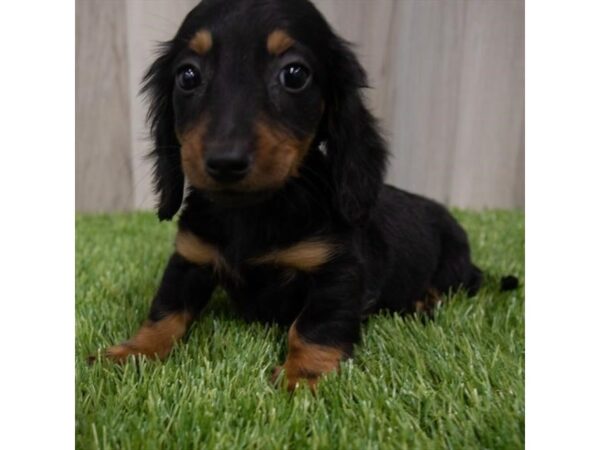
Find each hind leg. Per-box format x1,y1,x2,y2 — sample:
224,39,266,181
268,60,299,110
413,288,442,315
431,230,482,298
412,255,480,317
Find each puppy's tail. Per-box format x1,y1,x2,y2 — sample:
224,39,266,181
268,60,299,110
468,265,520,294
499,275,520,292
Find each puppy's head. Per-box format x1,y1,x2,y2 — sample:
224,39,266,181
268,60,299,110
145,0,387,221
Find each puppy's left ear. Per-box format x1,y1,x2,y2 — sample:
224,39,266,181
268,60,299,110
325,39,388,224
142,41,184,221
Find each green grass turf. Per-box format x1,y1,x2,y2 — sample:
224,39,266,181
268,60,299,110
76,209,524,450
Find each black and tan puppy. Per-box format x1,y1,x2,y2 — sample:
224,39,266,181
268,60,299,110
95,0,488,391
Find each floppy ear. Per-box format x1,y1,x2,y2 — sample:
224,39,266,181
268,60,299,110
325,39,388,224
141,41,184,221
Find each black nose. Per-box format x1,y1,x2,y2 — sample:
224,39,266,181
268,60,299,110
205,151,251,183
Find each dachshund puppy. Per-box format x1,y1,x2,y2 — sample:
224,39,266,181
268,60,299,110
96,0,486,391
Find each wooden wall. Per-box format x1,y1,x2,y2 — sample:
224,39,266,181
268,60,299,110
76,0,524,213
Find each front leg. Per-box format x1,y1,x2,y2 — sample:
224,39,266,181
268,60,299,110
274,260,363,391
94,251,216,363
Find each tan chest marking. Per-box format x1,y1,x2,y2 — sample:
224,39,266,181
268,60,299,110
175,230,227,272
250,240,336,272
177,232,334,275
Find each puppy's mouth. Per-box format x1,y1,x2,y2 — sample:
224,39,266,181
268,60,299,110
203,188,275,207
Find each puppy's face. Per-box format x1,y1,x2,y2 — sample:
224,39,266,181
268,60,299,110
171,2,325,203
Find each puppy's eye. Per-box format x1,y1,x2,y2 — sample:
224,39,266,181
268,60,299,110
176,66,202,91
279,64,311,92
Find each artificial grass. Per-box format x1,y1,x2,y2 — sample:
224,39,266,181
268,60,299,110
76,209,524,450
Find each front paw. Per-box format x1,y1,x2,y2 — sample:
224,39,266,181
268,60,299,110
271,363,323,392
87,314,190,364
87,342,143,365
272,326,344,392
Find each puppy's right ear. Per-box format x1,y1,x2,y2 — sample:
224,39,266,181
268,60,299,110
142,41,184,221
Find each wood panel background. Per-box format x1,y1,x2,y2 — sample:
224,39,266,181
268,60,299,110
76,0,524,213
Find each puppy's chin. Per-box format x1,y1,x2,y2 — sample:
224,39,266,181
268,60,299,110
203,188,275,208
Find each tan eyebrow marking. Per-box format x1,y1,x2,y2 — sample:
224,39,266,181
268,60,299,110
267,29,295,55
189,29,213,55
249,240,336,272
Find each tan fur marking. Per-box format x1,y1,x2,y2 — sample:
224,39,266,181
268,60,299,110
414,301,427,313
252,120,312,187
414,288,442,315
178,115,313,192
189,29,213,55
178,117,210,189
273,322,343,391
175,230,220,266
175,230,235,277
104,313,192,362
251,240,336,272
267,29,295,55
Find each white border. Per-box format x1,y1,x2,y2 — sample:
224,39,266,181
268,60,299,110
0,1,74,448
527,0,600,448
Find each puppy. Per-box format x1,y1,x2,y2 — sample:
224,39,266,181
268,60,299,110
95,0,490,391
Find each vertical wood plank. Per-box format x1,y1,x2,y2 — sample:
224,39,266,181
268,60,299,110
75,0,133,212
382,0,468,204
449,0,525,209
